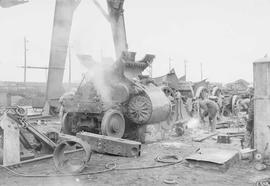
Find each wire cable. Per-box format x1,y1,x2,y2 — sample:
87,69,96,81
0,163,116,178
0,154,183,178
111,155,183,171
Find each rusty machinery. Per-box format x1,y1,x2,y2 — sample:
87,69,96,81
152,71,213,120
195,85,233,119
209,86,244,117
50,0,175,141
59,52,173,141
44,0,183,124
3,107,57,150
181,83,245,120
0,106,57,165
181,81,242,119
153,70,191,123
215,79,253,117
0,105,142,169
181,79,210,117
177,78,210,118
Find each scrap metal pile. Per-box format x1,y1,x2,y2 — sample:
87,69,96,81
0,106,57,165
0,105,143,173
152,70,254,128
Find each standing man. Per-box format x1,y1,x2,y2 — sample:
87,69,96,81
199,99,219,132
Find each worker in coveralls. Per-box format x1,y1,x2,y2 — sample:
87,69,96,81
199,99,219,132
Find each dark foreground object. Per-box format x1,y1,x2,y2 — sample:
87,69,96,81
60,132,141,157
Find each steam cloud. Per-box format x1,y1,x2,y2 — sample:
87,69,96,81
186,118,201,129
77,54,118,105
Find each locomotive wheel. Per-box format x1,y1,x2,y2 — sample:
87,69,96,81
127,95,152,124
101,109,125,138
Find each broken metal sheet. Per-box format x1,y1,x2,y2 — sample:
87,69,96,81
186,148,239,165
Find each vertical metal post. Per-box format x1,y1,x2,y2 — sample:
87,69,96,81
107,0,128,59
68,46,71,86
253,57,270,155
184,60,187,80
169,57,172,72
200,63,203,80
24,37,27,83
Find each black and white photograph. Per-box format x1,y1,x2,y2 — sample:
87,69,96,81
0,0,269,185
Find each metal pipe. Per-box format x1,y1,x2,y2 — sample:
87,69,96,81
4,149,83,168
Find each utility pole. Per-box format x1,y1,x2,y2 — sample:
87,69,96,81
200,63,203,80
184,60,187,80
169,57,172,72
23,37,28,83
68,46,72,85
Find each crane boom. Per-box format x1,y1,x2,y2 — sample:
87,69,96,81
45,0,80,113
107,0,128,59
93,0,128,59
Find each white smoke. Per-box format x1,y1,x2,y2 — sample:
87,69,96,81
84,60,114,104
76,54,119,105
186,118,201,129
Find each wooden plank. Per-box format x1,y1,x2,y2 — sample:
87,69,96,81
192,132,218,142
216,122,230,129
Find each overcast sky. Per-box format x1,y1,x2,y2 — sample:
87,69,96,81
0,0,269,83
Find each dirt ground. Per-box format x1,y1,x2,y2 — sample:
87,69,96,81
1,124,270,186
